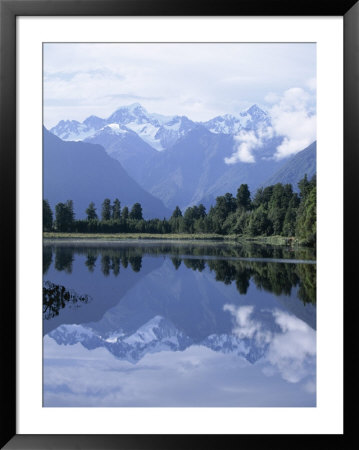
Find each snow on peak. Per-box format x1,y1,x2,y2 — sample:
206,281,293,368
107,103,151,125
49,103,272,151
127,102,147,112
203,105,270,135
48,311,275,365
103,123,129,134
245,104,268,120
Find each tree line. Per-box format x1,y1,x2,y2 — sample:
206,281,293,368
43,174,316,246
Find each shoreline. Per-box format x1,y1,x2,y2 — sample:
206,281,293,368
43,232,307,247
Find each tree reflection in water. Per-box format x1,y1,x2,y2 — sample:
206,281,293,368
43,242,316,306
43,281,92,320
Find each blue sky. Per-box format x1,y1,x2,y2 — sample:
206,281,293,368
43,43,316,128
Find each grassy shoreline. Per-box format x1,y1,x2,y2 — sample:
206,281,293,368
43,232,302,246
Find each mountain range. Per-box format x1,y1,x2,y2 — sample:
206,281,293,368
48,315,267,365
47,103,316,215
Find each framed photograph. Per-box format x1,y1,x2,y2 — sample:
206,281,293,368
1,0,357,448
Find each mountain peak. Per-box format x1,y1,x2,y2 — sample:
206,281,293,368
245,104,267,118
107,103,150,124
114,103,147,114
127,102,145,111
83,115,107,130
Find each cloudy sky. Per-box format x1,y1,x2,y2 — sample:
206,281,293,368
43,43,316,128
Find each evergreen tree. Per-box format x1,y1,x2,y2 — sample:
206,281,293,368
129,203,143,220
43,199,53,231
86,202,98,221
252,186,273,210
171,206,182,219
112,198,121,220
197,204,207,218
213,193,237,223
236,184,251,211
296,182,316,245
183,207,196,233
54,203,67,231
170,206,183,233
282,195,300,237
248,205,272,236
298,174,311,199
66,200,75,224
101,198,112,221
122,206,129,221
55,200,75,232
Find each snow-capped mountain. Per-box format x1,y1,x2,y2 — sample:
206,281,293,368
48,314,267,364
153,115,197,149
50,103,197,151
202,104,271,135
106,103,164,150
49,119,96,141
49,316,193,364
51,114,108,141
50,103,272,151
48,103,316,212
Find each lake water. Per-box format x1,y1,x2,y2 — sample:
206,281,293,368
43,240,316,407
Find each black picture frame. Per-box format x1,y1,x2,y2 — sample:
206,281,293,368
1,0,357,448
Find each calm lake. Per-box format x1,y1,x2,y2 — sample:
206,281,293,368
43,240,316,407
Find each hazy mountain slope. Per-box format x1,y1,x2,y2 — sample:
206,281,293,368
262,141,316,190
43,128,170,219
139,127,286,210
84,125,160,184
139,126,234,209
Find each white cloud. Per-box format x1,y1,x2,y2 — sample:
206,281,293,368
270,87,316,159
264,92,280,104
224,124,274,165
224,131,261,164
43,43,316,128
266,310,316,383
257,123,274,140
224,305,316,385
224,86,315,165
43,300,317,406
44,335,310,407
223,304,272,346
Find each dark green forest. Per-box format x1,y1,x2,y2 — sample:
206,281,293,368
43,174,316,246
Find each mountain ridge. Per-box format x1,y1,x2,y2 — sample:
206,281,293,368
262,141,317,190
48,103,316,213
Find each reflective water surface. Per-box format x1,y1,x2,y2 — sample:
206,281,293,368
43,240,316,407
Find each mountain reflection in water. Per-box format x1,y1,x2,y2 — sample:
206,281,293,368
43,240,316,407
